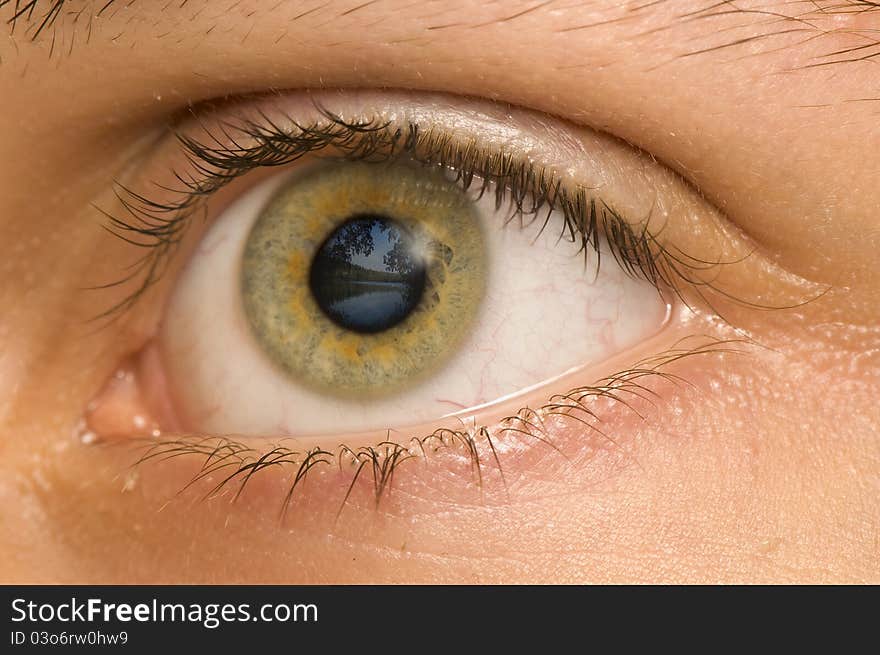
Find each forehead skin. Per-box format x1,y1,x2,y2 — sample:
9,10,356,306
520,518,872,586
0,1,878,583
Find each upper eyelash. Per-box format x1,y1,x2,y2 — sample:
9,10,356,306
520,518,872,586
96,102,700,320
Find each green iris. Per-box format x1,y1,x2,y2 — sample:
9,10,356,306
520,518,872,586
241,160,487,398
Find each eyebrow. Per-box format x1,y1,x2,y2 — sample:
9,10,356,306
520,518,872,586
2,0,68,38
4,0,880,67
669,0,880,64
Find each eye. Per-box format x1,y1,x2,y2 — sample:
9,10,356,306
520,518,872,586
158,156,667,435
90,91,756,444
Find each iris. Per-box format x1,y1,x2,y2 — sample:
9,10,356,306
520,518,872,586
240,160,486,397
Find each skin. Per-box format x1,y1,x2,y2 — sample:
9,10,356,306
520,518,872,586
0,0,878,583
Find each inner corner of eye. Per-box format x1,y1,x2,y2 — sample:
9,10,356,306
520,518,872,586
93,157,670,442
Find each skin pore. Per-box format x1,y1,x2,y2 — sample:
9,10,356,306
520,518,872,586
0,0,878,583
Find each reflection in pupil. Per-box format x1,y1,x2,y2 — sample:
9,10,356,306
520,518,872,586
308,215,427,334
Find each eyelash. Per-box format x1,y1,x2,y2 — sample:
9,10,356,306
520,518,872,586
98,103,691,320
130,336,744,521
98,98,747,517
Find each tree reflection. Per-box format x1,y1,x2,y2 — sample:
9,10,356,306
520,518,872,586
383,233,419,275
321,215,420,277
324,218,377,267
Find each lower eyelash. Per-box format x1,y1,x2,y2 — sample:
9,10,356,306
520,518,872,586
124,336,748,522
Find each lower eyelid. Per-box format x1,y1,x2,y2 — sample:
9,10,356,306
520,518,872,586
81,308,744,521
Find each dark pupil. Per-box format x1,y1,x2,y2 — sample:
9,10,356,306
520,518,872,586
309,215,427,334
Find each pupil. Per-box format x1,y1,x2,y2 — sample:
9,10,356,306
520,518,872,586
309,215,427,334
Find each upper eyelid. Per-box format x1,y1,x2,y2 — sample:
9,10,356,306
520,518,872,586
98,94,665,317
96,89,809,322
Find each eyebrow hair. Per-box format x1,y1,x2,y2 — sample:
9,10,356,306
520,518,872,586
4,0,880,68
2,0,81,38
668,0,880,65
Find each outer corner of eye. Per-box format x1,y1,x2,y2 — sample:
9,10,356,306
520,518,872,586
84,140,672,449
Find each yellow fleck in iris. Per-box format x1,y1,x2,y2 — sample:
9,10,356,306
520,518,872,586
241,160,486,398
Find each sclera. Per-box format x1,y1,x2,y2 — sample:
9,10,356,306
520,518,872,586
158,159,668,436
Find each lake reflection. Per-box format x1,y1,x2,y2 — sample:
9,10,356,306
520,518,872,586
318,279,415,333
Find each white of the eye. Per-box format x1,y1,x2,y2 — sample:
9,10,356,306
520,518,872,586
160,167,668,436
